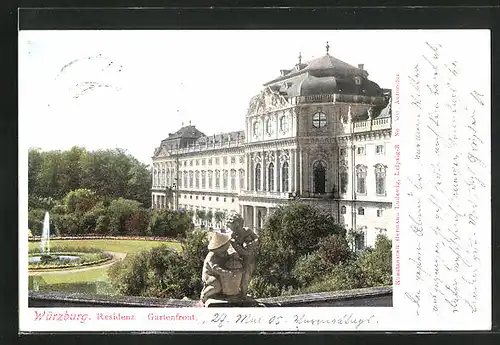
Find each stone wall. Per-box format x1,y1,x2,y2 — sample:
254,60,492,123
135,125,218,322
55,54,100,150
29,286,392,308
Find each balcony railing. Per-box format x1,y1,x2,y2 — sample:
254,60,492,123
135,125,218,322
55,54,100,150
297,93,387,105
341,117,392,134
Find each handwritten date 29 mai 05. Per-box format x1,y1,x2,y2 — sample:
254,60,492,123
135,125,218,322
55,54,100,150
203,312,376,329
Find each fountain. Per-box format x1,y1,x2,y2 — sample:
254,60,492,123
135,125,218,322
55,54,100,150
40,211,51,259
29,211,80,264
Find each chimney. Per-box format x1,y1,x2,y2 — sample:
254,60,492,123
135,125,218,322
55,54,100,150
358,64,364,70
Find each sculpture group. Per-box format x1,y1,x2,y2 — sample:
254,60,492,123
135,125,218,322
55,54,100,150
200,211,259,306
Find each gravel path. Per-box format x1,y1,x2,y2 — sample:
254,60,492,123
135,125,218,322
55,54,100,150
28,252,127,276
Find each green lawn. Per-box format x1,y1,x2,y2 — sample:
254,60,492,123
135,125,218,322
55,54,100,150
28,239,181,254
29,239,181,294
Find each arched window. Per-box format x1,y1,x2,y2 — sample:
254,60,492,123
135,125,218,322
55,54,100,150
215,170,220,188
313,160,327,194
239,169,245,189
223,170,228,189
340,167,348,194
230,169,236,190
208,170,213,189
195,171,200,188
255,163,261,191
189,171,194,188
268,163,274,191
356,165,367,194
312,112,327,128
341,205,347,214
201,170,206,189
375,164,387,196
281,161,289,192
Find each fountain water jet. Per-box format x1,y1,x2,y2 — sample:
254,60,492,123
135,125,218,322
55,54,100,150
40,211,50,256
28,211,80,265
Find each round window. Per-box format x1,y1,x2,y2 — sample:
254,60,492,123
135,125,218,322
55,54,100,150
312,112,327,128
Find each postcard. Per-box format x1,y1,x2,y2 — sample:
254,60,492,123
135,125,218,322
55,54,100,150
18,29,491,332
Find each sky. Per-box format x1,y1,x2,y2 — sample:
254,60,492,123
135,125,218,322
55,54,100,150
18,30,489,165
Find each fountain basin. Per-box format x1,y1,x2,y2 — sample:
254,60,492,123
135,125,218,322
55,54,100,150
29,255,81,264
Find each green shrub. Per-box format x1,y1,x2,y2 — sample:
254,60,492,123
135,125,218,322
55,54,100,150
292,251,330,288
357,234,392,286
251,203,347,297
109,231,209,299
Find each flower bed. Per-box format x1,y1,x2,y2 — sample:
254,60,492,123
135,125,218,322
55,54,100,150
28,251,113,271
28,235,179,243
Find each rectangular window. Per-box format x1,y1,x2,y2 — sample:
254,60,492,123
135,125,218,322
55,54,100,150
239,156,244,163
223,156,228,165
215,157,220,164
357,147,365,155
202,159,206,166
231,156,236,164
196,160,199,166
208,158,212,165
377,209,383,217
376,145,384,154
340,148,346,156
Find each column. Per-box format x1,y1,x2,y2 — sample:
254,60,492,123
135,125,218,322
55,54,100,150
274,149,279,192
253,206,258,231
290,148,295,193
245,153,250,190
299,148,303,195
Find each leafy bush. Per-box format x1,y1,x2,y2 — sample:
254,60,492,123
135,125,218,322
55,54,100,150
109,230,209,299
148,209,193,239
28,209,45,236
251,203,347,297
291,251,330,288
106,198,143,235
317,234,352,266
357,234,392,286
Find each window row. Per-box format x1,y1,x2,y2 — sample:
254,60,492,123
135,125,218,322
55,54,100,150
180,194,235,203
253,161,290,192
339,164,387,196
179,169,245,190
340,206,385,217
339,144,385,156
178,156,244,167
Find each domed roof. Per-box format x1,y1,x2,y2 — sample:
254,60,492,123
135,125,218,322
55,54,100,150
299,75,338,96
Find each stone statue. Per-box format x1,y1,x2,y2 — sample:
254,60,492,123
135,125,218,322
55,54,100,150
225,211,259,299
200,232,243,304
199,211,259,306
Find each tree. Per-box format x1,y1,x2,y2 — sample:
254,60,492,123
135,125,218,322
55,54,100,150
148,208,194,238
357,234,392,286
214,211,225,229
205,210,213,228
106,198,144,235
196,209,206,227
251,203,346,297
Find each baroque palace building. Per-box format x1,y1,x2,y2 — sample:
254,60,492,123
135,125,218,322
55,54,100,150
151,44,393,249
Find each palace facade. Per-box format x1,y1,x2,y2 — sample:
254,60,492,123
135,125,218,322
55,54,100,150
151,47,393,249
